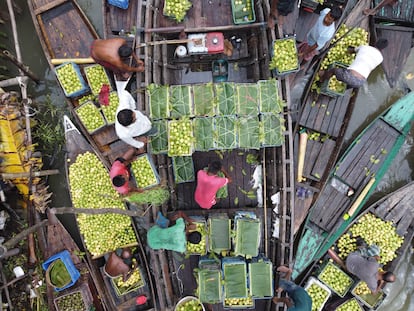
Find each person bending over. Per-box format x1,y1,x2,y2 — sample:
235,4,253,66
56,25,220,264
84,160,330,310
194,161,232,209
115,89,157,149
273,266,312,311
346,244,395,294
109,147,143,195
90,38,144,76
321,38,388,89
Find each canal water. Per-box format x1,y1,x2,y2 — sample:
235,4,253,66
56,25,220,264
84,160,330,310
1,0,413,310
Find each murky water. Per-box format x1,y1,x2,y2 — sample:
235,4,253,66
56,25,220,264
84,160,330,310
2,1,413,309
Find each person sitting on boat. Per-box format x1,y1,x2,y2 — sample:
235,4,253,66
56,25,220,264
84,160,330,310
109,147,143,195
147,211,200,253
297,6,343,63
90,38,144,77
115,89,157,150
346,244,396,294
272,266,312,311
194,161,232,209
104,247,137,282
321,38,388,89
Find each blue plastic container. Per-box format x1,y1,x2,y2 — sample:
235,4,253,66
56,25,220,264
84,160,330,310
54,62,89,98
107,0,129,9
42,250,80,292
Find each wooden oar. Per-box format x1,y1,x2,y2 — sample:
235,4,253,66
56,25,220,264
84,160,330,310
51,57,95,65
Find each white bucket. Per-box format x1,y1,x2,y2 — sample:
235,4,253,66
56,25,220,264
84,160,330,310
174,296,205,311
175,45,187,58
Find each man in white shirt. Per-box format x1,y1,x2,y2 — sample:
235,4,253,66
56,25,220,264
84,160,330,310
115,89,156,149
298,6,343,62
322,38,388,88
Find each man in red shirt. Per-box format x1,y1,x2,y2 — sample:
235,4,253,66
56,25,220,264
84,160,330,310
109,147,143,195
194,161,232,209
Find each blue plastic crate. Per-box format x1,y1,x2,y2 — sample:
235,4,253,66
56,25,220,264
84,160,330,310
54,62,89,98
107,0,129,9
42,250,80,292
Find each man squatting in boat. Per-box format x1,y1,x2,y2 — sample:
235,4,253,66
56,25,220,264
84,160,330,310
272,266,312,311
90,37,145,77
321,38,389,89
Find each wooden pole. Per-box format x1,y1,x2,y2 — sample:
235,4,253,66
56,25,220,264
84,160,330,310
0,170,60,179
50,206,149,217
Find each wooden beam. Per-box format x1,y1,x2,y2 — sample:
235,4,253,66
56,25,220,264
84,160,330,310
1,169,60,179
33,0,67,15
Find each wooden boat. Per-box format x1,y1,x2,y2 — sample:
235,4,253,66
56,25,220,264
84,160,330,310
291,0,372,234
292,90,414,280
370,0,414,88
301,181,414,310
27,0,131,167
100,0,297,310
43,209,106,311
63,115,156,311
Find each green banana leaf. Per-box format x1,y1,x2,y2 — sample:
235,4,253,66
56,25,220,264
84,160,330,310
215,116,237,149
208,217,231,252
198,269,222,304
150,119,168,154
260,113,285,147
258,79,285,113
238,116,261,149
223,261,248,298
249,261,273,297
234,218,260,257
193,83,215,116
237,84,258,116
148,84,169,119
193,117,215,151
172,156,195,183
169,85,192,118
215,82,236,115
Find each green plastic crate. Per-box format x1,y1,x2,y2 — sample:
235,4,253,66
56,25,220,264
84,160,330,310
233,215,260,258
198,268,223,304
222,258,248,299
249,260,273,298
231,0,256,24
318,261,354,298
208,216,231,253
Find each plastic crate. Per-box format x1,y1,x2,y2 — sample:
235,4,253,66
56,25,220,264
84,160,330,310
84,64,112,95
175,296,205,311
172,156,195,184
233,213,261,258
42,250,80,292
304,277,331,311
231,0,256,24
320,62,348,97
55,62,89,98
74,100,106,134
248,260,273,298
208,215,231,254
222,257,248,299
198,267,223,304
111,267,145,297
318,261,354,298
186,217,208,256
335,298,364,311
130,153,160,189
168,119,194,156
301,0,319,10
54,283,93,311
107,0,129,9
223,296,255,309
271,38,300,76
351,281,385,310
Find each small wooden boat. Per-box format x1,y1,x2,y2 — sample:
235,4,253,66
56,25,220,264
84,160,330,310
292,0,372,234
301,181,414,310
44,209,106,311
63,115,156,311
370,0,414,88
27,0,131,167
292,90,414,280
